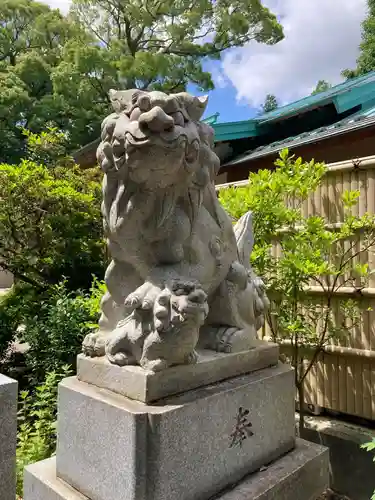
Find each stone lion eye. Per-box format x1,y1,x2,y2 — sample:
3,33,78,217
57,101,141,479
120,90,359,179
170,111,185,127
130,107,142,122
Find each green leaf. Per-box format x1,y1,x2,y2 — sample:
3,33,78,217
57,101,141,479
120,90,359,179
342,189,360,209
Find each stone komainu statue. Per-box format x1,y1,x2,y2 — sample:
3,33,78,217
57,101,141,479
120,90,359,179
82,89,269,371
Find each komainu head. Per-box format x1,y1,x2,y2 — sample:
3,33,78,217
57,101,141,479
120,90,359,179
97,89,217,190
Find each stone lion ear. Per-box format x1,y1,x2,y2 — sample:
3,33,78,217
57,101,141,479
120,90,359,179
188,95,209,121
109,89,138,114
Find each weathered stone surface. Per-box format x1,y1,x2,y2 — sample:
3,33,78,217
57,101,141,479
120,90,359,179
212,439,329,500
24,439,328,500
24,458,88,500
57,364,295,500
77,342,279,403
56,377,148,500
0,374,17,500
82,89,270,371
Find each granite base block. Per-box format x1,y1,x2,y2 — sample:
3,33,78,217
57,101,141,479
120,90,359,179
24,439,328,500
24,458,88,500
77,342,279,403
213,439,329,500
0,374,18,500
56,363,295,500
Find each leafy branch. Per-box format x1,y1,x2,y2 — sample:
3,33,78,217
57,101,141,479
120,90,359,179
220,149,375,432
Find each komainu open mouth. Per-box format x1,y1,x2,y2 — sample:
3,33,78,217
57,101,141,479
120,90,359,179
125,130,189,150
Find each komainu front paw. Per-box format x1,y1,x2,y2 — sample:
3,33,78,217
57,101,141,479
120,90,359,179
184,349,198,365
215,327,238,353
106,350,135,367
140,357,170,372
216,327,262,353
82,331,108,357
124,281,163,312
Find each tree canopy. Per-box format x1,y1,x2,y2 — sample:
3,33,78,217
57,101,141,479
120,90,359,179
0,0,283,163
0,128,104,291
0,0,82,161
261,93,278,113
311,80,332,95
342,0,375,79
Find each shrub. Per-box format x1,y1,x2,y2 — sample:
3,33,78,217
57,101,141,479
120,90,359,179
0,290,19,362
0,284,40,370
18,279,105,385
14,278,105,495
361,438,375,500
0,129,105,292
219,149,375,431
16,366,72,497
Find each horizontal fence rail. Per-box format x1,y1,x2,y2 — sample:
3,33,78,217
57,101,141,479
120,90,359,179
216,154,375,191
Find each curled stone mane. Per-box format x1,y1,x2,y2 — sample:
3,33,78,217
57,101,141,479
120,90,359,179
98,109,218,235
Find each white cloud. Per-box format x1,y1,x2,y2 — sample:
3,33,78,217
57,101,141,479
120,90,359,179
222,0,368,107
39,0,71,14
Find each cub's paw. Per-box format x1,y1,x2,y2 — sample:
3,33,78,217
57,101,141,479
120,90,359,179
154,280,208,332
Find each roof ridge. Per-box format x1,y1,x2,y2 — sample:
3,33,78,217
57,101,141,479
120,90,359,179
255,70,375,121
225,112,375,167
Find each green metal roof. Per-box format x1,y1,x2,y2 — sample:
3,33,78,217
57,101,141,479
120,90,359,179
212,120,258,142
210,70,375,144
254,71,375,123
223,103,375,167
202,113,220,125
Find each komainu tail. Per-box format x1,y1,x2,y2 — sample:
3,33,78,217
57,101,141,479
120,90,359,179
233,211,254,270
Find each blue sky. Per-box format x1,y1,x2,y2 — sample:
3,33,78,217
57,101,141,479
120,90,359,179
203,84,256,122
44,0,367,125
190,80,257,123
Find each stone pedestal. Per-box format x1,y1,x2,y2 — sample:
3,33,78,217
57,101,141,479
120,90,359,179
0,374,17,500
58,363,295,500
24,439,328,500
24,346,329,500
76,343,279,403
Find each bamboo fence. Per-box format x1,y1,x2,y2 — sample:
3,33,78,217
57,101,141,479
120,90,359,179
217,154,375,421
